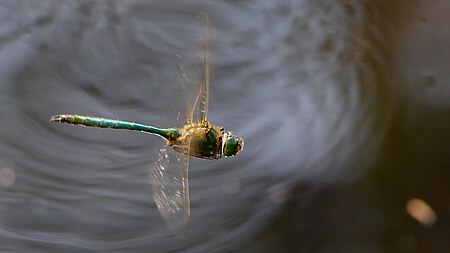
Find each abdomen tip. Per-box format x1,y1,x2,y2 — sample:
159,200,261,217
50,115,64,122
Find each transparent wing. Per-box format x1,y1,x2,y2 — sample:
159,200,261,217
148,12,209,236
188,12,210,124
149,146,190,237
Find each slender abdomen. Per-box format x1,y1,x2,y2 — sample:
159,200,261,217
50,114,181,140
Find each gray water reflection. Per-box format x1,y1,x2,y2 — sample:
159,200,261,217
1,1,449,252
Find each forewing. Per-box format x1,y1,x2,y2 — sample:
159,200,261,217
149,147,190,237
187,12,210,124
176,52,201,125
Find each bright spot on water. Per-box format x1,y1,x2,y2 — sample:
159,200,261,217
0,167,15,187
406,198,436,227
30,196,49,215
221,177,240,194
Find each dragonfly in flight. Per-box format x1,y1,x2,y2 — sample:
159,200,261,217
50,12,244,236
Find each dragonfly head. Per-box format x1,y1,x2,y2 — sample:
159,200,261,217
222,131,244,157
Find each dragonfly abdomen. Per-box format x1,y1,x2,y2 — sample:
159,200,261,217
51,114,138,129
50,114,181,140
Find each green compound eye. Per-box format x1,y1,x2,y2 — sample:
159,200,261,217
223,132,244,157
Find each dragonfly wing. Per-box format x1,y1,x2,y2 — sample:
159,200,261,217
188,12,210,124
149,146,190,237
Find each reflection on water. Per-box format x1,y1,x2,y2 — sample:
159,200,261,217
0,0,449,252
406,198,436,227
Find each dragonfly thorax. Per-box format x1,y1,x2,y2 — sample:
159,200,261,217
169,122,223,159
168,122,243,159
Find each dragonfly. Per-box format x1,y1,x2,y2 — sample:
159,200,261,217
50,13,243,236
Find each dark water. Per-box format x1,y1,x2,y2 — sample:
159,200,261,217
1,1,449,252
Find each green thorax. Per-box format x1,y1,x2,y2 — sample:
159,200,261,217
169,121,223,159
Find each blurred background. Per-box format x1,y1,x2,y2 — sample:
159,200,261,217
0,0,449,252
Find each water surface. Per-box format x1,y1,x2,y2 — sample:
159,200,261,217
0,1,449,252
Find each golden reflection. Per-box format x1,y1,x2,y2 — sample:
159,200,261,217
406,198,436,227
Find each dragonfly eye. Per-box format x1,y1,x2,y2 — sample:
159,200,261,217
223,132,244,157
